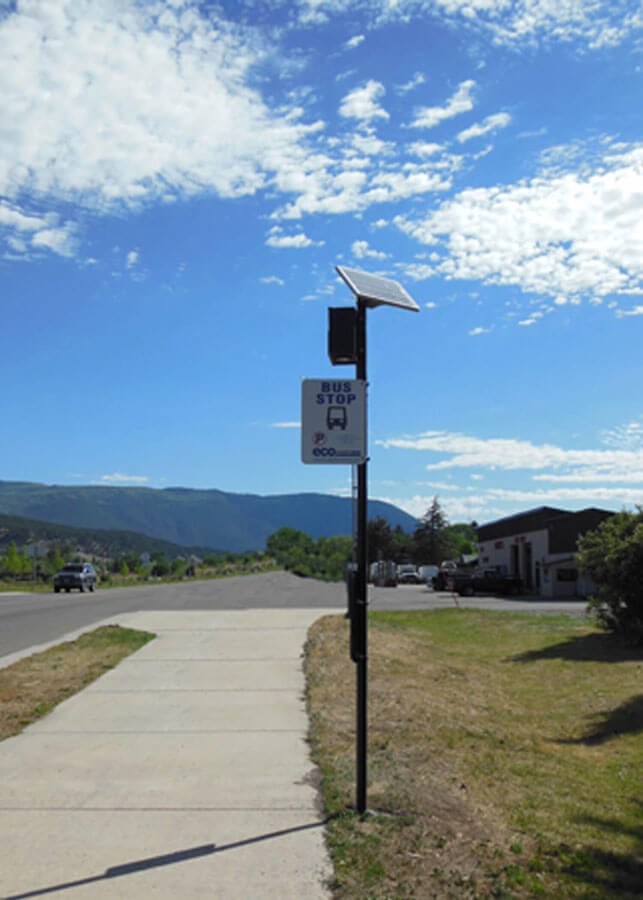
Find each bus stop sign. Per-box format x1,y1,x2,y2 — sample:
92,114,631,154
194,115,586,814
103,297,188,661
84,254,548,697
301,378,366,464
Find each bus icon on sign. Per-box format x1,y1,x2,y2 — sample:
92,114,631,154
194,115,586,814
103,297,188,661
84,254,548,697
327,406,347,431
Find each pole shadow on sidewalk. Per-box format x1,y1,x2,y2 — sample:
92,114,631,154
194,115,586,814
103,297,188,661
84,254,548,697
5,818,330,900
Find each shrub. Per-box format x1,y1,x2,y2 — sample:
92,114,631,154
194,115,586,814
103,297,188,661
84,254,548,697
577,508,643,644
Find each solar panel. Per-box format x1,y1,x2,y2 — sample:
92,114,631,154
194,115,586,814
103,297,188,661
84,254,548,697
336,265,420,312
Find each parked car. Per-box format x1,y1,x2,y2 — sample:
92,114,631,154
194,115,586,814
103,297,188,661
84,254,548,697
397,564,422,584
451,567,522,596
53,562,97,593
432,560,459,591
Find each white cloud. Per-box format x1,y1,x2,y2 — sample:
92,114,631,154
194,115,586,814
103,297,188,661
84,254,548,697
400,262,435,281
100,472,149,484
376,419,643,521
126,250,139,269
419,481,462,492
0,0,321,256
601,419,643,451
377,429,643,483
3,0,639,268
408,141,444,158
482,486,643,505
384,482,643,522
396,142,643,304
30,225,78,257
261,275,285,286
394,482,643,522
468,325,492,335
456,112,511,143
0,202,77,259
266,227,322,248
615,304,643,317
273,157,453,219
271,421,300,428
482,0,641,48
339,79,389,123
350,132,394,158
294,1,641,49
410,80,475,129
345,34,365,49
352,239,387,260
0,2,283,202
0,204,47,233
532,471,643,484
397,72,426,94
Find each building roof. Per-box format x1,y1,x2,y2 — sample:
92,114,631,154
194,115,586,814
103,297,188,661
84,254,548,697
477,506,567,542
548,508,613,554
477,506,614,551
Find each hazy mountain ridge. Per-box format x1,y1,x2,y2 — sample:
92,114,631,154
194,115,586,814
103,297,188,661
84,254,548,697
0,513,213,559
0,481,418,552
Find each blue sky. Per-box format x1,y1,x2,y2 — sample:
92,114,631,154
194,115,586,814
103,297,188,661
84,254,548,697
1,0,642,527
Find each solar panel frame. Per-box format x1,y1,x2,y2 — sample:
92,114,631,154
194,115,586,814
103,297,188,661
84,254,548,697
336,265,420,312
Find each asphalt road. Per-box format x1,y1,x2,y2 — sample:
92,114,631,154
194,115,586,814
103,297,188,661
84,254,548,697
0,573,345,659
0,573,589,660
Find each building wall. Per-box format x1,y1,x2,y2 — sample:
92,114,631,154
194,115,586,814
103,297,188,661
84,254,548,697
540,556,579,598
476,506,613,597
478,528,549,591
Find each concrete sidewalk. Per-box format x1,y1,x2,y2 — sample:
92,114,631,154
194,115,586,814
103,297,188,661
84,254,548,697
0,609,337,899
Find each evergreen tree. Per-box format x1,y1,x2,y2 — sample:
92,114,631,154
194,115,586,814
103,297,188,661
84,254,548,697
367,517,394,563
391,525,413,563
414,497,449,564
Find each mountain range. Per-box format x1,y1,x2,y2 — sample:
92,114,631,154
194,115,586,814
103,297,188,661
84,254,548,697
0,481,418,553
0,513,211,560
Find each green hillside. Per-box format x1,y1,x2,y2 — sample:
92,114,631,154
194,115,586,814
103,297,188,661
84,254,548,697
0,481,418,552
0,513,216,560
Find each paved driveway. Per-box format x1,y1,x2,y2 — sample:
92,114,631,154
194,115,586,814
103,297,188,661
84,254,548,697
370,582,589,616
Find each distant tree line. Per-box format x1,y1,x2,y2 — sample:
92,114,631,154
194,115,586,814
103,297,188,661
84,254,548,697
266,497,477,581
369,497,476,566
0,542,274,586
0,542,65,580
266,528,354,581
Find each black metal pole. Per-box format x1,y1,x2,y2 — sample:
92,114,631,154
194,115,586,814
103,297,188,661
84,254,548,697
355,300,368,815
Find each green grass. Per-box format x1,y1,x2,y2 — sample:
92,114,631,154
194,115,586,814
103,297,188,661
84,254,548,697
306,609,642,898
0,625,155,740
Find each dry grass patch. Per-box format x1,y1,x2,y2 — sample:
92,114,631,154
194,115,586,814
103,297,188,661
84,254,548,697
0,625,155,740
305,609,642,898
